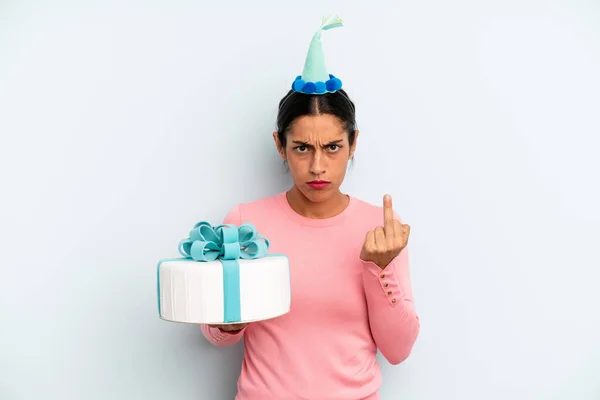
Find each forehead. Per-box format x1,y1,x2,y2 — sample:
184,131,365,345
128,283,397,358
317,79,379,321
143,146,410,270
288,114,346,142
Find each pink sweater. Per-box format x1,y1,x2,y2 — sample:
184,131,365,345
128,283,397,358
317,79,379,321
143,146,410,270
201,192,420,400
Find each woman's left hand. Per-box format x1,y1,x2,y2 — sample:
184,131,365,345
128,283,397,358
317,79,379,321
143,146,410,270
360,194,411,270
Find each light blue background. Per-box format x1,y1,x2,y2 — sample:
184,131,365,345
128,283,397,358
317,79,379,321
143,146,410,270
1,1,599,399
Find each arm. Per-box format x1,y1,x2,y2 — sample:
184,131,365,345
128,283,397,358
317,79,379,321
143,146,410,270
361,212,420,365
200,203,248,347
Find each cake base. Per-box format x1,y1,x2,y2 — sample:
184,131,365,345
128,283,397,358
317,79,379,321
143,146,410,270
157,255,291,325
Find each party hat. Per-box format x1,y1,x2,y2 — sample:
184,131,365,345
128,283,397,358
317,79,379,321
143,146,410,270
292,14,344,95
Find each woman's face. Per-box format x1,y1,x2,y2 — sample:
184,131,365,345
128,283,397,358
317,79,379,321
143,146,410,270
274,114,358,203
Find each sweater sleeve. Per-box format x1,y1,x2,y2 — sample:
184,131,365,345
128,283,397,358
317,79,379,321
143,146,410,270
360,212,420,365
200,203,248,347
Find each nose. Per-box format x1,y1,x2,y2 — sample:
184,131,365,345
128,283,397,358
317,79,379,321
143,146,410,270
309,151,325,175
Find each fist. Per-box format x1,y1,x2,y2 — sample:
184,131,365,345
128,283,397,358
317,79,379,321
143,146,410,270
208,323,248,332
360,194,410,269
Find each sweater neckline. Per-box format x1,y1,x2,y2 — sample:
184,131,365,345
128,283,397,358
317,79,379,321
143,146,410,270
274,191,356,227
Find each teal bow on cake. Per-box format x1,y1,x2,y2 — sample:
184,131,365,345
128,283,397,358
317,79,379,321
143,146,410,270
178,221,270,323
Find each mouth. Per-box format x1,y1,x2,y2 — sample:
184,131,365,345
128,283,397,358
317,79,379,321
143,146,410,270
307,180,331,189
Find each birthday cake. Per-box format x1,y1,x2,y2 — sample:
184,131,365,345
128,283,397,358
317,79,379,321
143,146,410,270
157,221,291,324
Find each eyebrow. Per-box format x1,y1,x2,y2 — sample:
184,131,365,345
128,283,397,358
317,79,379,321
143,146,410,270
291,139,344,146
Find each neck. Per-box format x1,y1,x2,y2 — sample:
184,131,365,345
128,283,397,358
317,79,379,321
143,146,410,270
286,185,349,219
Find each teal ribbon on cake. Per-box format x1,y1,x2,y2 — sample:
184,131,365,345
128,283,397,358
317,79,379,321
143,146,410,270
177,221,270,323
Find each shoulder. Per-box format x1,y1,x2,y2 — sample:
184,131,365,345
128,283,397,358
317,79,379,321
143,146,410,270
349,195,405,224
222,192,284,225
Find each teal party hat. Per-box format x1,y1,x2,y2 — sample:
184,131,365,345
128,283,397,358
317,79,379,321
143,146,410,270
292,14,343,95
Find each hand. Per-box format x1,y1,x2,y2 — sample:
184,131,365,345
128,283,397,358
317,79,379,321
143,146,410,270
207,323,248,333
360,194,411,269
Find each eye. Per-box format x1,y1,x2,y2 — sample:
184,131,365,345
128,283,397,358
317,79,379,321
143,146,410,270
295,145,308,152
328,144,341,152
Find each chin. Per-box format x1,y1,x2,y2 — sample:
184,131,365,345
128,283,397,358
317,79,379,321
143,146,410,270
300,185,337,203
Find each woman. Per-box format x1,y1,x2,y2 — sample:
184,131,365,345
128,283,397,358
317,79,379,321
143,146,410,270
200,87,419,399
201,15,420,400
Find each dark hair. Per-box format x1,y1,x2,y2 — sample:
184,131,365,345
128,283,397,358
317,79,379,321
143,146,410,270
276,89,357,149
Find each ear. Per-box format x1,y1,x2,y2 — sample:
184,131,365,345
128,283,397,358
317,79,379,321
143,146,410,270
349,129,359,159
272,131,286,160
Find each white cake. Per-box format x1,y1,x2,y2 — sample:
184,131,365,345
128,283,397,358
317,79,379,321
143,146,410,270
157,255,291,324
